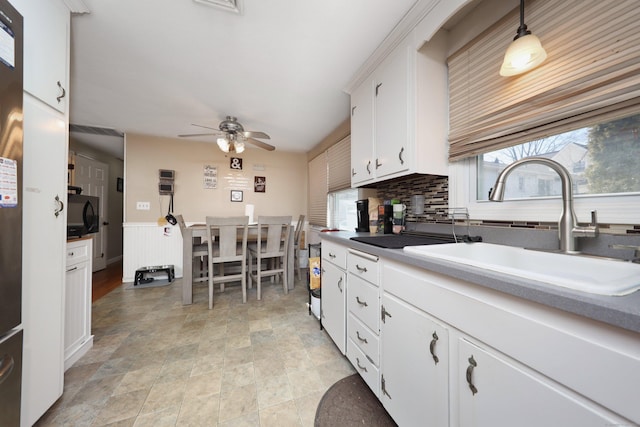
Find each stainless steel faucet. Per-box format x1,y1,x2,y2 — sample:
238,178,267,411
488,157,598,253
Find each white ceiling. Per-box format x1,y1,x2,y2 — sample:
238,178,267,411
68,0,418,159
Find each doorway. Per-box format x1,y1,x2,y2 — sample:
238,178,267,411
73,155,108,271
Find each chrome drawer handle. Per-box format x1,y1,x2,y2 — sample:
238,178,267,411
337,277,343,293
356,331,368,344
329,253,336,259
356,357,368,372
356,296,368,307
356,264,367,273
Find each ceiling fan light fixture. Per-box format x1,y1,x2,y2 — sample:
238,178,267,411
499,0,547,77
234,141,245,153
217,137,230,152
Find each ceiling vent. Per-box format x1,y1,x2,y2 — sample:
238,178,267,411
192,0,242,14
70,124,124,137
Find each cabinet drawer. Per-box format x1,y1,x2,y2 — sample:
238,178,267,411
347,338,380,397
66,239,90,267
348,313,379,366
322,240,347,270
348,249,379,285
348,275,379,332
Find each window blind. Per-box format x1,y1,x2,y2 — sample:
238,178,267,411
308,152,328,226
447,0,640,161
327,136,351,192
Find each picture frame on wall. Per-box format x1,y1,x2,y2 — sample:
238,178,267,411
254,176,266,193
230,190,243,202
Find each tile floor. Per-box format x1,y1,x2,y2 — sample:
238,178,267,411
36,275,354,426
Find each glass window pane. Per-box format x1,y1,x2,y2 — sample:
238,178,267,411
328,188,358,231
477,113,640,200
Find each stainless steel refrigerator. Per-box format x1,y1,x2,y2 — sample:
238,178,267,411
0,0,23,425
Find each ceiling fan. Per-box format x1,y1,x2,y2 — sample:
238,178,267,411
178,116,275,153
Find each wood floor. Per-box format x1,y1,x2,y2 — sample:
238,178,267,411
91,259,123,302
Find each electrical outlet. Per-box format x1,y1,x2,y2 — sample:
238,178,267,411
136,201,150,210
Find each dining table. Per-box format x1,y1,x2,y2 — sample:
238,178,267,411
181,223,295,305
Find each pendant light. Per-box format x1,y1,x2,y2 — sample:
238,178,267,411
499,0,547,76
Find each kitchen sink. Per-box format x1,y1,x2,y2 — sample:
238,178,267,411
403,242,640,296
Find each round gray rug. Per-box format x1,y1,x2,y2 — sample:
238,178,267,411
315,374,397,426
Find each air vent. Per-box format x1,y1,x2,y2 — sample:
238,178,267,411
193,0,242,14
69,124,124,137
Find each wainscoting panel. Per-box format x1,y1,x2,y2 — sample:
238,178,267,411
123,223,183,282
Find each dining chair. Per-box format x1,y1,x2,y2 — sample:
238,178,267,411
205,216,249,309
293,214,305,281
176,214,208,285
248,215,292,300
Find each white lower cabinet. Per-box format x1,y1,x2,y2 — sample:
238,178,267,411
378,257,639,427
380,293,449,427
320,256,347,354
457,338,621,427
64,238,94,370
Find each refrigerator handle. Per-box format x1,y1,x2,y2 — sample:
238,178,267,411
0,354,15,385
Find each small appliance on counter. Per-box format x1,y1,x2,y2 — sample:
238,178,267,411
378,205,393,234
355,199,369,232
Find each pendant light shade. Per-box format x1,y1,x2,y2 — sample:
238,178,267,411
499,0,547,76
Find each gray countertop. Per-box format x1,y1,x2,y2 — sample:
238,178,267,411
320,231,640,334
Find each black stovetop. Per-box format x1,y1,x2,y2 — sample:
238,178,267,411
350,232,458,249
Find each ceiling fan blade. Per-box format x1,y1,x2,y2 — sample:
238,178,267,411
246,137,275,151
178,132,221,137
243,131,270,140
191,123,220,131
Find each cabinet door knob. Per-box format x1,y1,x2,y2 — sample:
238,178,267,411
366,160,371,175
337,277,343,293
375,158,382,169
398,147,405,165
375,83,383,96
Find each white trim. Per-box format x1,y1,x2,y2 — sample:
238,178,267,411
449,160,640,224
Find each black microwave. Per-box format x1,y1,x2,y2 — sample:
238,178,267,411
67,194,99,238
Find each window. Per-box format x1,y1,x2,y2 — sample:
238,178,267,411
477,113,640,201
328,188,358,231
450,113,640,224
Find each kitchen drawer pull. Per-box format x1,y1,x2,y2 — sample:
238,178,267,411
356,331,368,344
356,296,368,307
337,277,343,293
429,332,439,364
366,160,371,175
398,147,405,165
328,252,336,259
466,355,478,395
66,266,78,273
356,357,368,372
356,264,368,273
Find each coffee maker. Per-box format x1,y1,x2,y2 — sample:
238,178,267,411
355,199,369,232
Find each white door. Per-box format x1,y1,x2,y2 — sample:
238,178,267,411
73,155,108,271
21,94,66,426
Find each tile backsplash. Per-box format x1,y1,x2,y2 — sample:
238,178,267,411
374,174,639,235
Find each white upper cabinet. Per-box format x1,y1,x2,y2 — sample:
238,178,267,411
349,0,470,187
13,0,69,113
350,80,375,186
